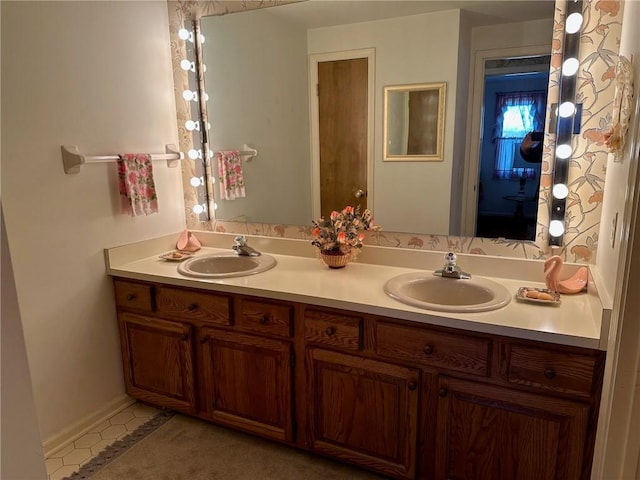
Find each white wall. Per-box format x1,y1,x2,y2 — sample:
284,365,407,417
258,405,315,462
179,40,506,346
202,9,312,225
593,0,640,477
1,0,185,444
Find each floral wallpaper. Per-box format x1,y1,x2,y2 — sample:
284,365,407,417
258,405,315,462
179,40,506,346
168,0,624,263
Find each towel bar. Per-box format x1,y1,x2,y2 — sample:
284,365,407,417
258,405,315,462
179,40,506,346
62,144,183,174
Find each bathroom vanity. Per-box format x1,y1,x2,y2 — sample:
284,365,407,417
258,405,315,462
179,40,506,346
106,236,607,480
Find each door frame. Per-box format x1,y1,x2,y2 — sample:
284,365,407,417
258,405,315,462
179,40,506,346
461,45,551,236
309,48,375,220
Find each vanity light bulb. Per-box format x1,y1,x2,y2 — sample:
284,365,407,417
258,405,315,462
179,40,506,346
190,176,203,187
213,202,218,211
182,89,198,102
210,177,215,184
553,183,569,199
199,34,205,44
562,58,579,76
180,59,195,72
556,144,572,159
558,102,576,117
178,28,191,41
185,120,199,131
549,220,565,237
188,149,201,160
192,204,205,215
203,93,209,101
566,13,583,34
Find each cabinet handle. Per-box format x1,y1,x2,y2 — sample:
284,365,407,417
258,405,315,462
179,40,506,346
423,345,434,355
181,333,189,341
438,388,448,398
408,381,418,391
187,303,199,312
325,327,335,336
544,368,556,379
126,294,136,301
260,315,270,325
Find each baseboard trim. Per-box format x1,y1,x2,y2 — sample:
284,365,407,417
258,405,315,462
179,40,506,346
42,394,134,458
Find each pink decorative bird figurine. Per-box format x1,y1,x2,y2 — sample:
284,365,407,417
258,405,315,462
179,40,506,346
544,255,588,294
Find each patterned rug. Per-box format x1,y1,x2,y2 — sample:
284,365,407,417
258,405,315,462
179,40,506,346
63,411,175,480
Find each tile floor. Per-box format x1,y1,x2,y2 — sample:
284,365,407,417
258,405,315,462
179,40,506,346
45,402,160,480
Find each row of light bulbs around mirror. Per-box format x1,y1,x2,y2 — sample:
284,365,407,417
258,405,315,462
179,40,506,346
549,9,584,240
178,26,214,217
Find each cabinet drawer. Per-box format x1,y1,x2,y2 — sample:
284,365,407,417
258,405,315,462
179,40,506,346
505,344,596,397
156,286,231,325
236,298,293,337
376,322,490,376
114,280,153,312
304,309,362,351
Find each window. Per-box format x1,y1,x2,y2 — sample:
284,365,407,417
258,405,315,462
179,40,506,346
493,91,546,179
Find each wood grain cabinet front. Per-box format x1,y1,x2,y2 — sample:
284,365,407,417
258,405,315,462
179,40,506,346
118,312,196,414
235,297,293,338
376,321,491,377
114,279,154,312
156,285,231,325
111,278,604,480
304,308,363,351
199,327,294,443
306,347,420,479
433,376,590,480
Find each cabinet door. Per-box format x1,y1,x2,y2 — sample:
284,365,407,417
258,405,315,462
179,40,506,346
118,312,196,414
200,328,293,442
434,376,590,480
307,348,419,479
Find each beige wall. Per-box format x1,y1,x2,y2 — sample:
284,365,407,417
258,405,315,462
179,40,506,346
1,0,185,442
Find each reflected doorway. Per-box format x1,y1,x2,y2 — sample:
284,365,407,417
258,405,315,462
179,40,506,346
474,55,550,240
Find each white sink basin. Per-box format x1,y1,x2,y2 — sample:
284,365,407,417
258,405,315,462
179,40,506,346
384,272,511,313
177,253,277,279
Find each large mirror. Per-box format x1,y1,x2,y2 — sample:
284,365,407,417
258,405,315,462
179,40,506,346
199,0,556,238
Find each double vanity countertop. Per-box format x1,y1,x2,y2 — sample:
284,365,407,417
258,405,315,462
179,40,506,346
105,232,608,351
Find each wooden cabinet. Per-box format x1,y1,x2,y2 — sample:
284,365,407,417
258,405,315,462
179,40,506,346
434,376,589,480
307,348,419,479
200,327,294,442
112,278,604,480
118,312,196,414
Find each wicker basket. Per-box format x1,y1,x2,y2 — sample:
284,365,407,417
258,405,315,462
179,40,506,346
320,251,350,269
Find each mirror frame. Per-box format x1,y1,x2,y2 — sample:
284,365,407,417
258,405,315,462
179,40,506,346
166,0,621,263
383,82,446,162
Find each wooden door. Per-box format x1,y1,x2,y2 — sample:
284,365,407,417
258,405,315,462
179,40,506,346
200,327,294,442
118,312,196,414
434,376,590,480
318,58,368,218
307,348,419,479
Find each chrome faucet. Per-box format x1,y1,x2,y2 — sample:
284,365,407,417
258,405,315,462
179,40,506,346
434,252,471,279
232,235,261,257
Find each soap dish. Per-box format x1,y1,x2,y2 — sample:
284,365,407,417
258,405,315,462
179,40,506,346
516,287,561,305
159,250,195,262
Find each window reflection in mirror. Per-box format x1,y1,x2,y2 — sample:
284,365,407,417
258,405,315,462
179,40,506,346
383,82,446,161
475,55,550,240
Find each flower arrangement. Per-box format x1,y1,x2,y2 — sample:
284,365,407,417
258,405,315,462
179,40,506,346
311,205,380,258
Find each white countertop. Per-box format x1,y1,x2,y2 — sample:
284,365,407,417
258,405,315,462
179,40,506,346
106,243,606,351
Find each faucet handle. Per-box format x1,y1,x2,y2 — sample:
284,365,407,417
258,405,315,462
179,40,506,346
444,252,457,267
234,235,247,246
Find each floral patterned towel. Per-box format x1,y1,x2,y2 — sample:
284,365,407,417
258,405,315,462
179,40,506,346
216,150,246,200
117,153,158,216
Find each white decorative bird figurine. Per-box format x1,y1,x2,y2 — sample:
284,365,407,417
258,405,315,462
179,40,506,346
544,255,588,294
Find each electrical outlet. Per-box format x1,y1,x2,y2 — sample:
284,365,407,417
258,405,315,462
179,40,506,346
611,212,618,248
